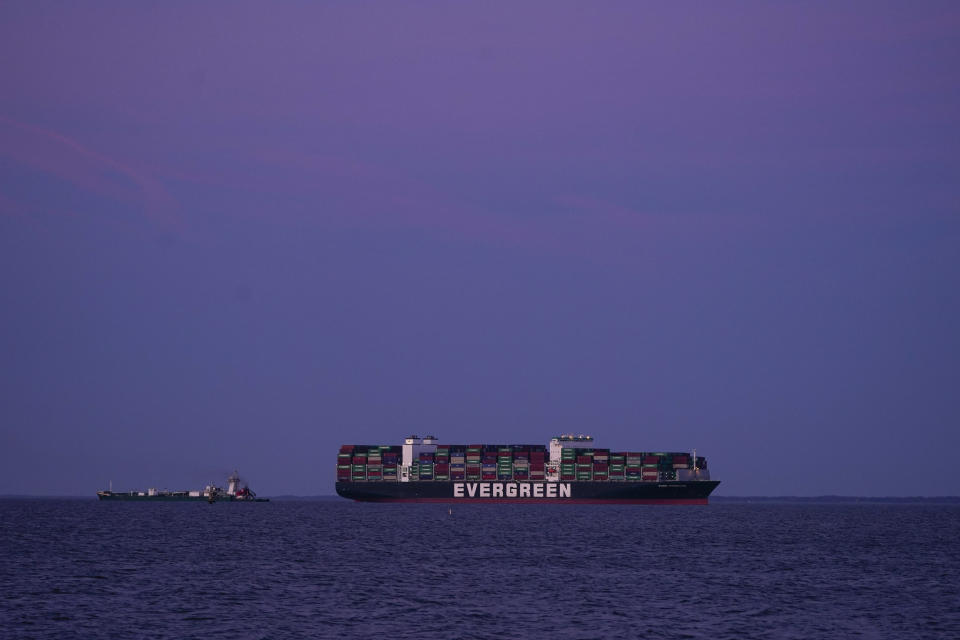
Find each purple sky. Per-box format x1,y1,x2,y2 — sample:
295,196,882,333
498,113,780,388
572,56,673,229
1,2,958,496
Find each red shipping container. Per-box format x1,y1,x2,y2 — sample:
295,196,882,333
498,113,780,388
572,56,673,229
576,455,593,463
593,463,608,471
352,456,366,464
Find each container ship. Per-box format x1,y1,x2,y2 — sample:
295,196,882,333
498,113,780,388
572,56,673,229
335,435,718,504
96,471,268,502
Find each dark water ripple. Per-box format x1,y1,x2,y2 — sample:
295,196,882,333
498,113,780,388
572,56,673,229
1,500,958,639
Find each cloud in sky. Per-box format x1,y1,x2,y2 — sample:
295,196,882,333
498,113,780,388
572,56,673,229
0,114,181,230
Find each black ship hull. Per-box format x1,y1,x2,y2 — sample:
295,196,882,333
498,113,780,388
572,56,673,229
336,480,720,504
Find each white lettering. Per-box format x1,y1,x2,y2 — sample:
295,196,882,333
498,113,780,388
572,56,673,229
480,483,491,498
467,483,478,497
533,484,544,498
546,484,557,498
492,483,504,497
559,483,571,498
506,483,518,498
454,483,464,498
519,483,531,498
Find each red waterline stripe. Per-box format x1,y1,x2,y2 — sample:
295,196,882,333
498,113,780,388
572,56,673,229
353,498,709,505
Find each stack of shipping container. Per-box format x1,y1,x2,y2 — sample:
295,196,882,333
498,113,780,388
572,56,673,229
483,449,498,481
435,446,449,482
383,449,398,482
450,448,465,481
593,449,609,482
497,448,512,481
530,449,545,481
467,445,482,481
609,452,625,481
560,447,576,481
366,447,382,482
576,452,593,482
337,445,353,482
336,444,697,482
352,449,366,482
418,451,434,481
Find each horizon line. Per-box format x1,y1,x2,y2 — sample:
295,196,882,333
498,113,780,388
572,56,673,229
2,494,958,502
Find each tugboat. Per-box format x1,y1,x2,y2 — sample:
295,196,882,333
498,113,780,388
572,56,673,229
97,470,269,502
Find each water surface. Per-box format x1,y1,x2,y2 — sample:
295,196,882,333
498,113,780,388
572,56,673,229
1,500,957,639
